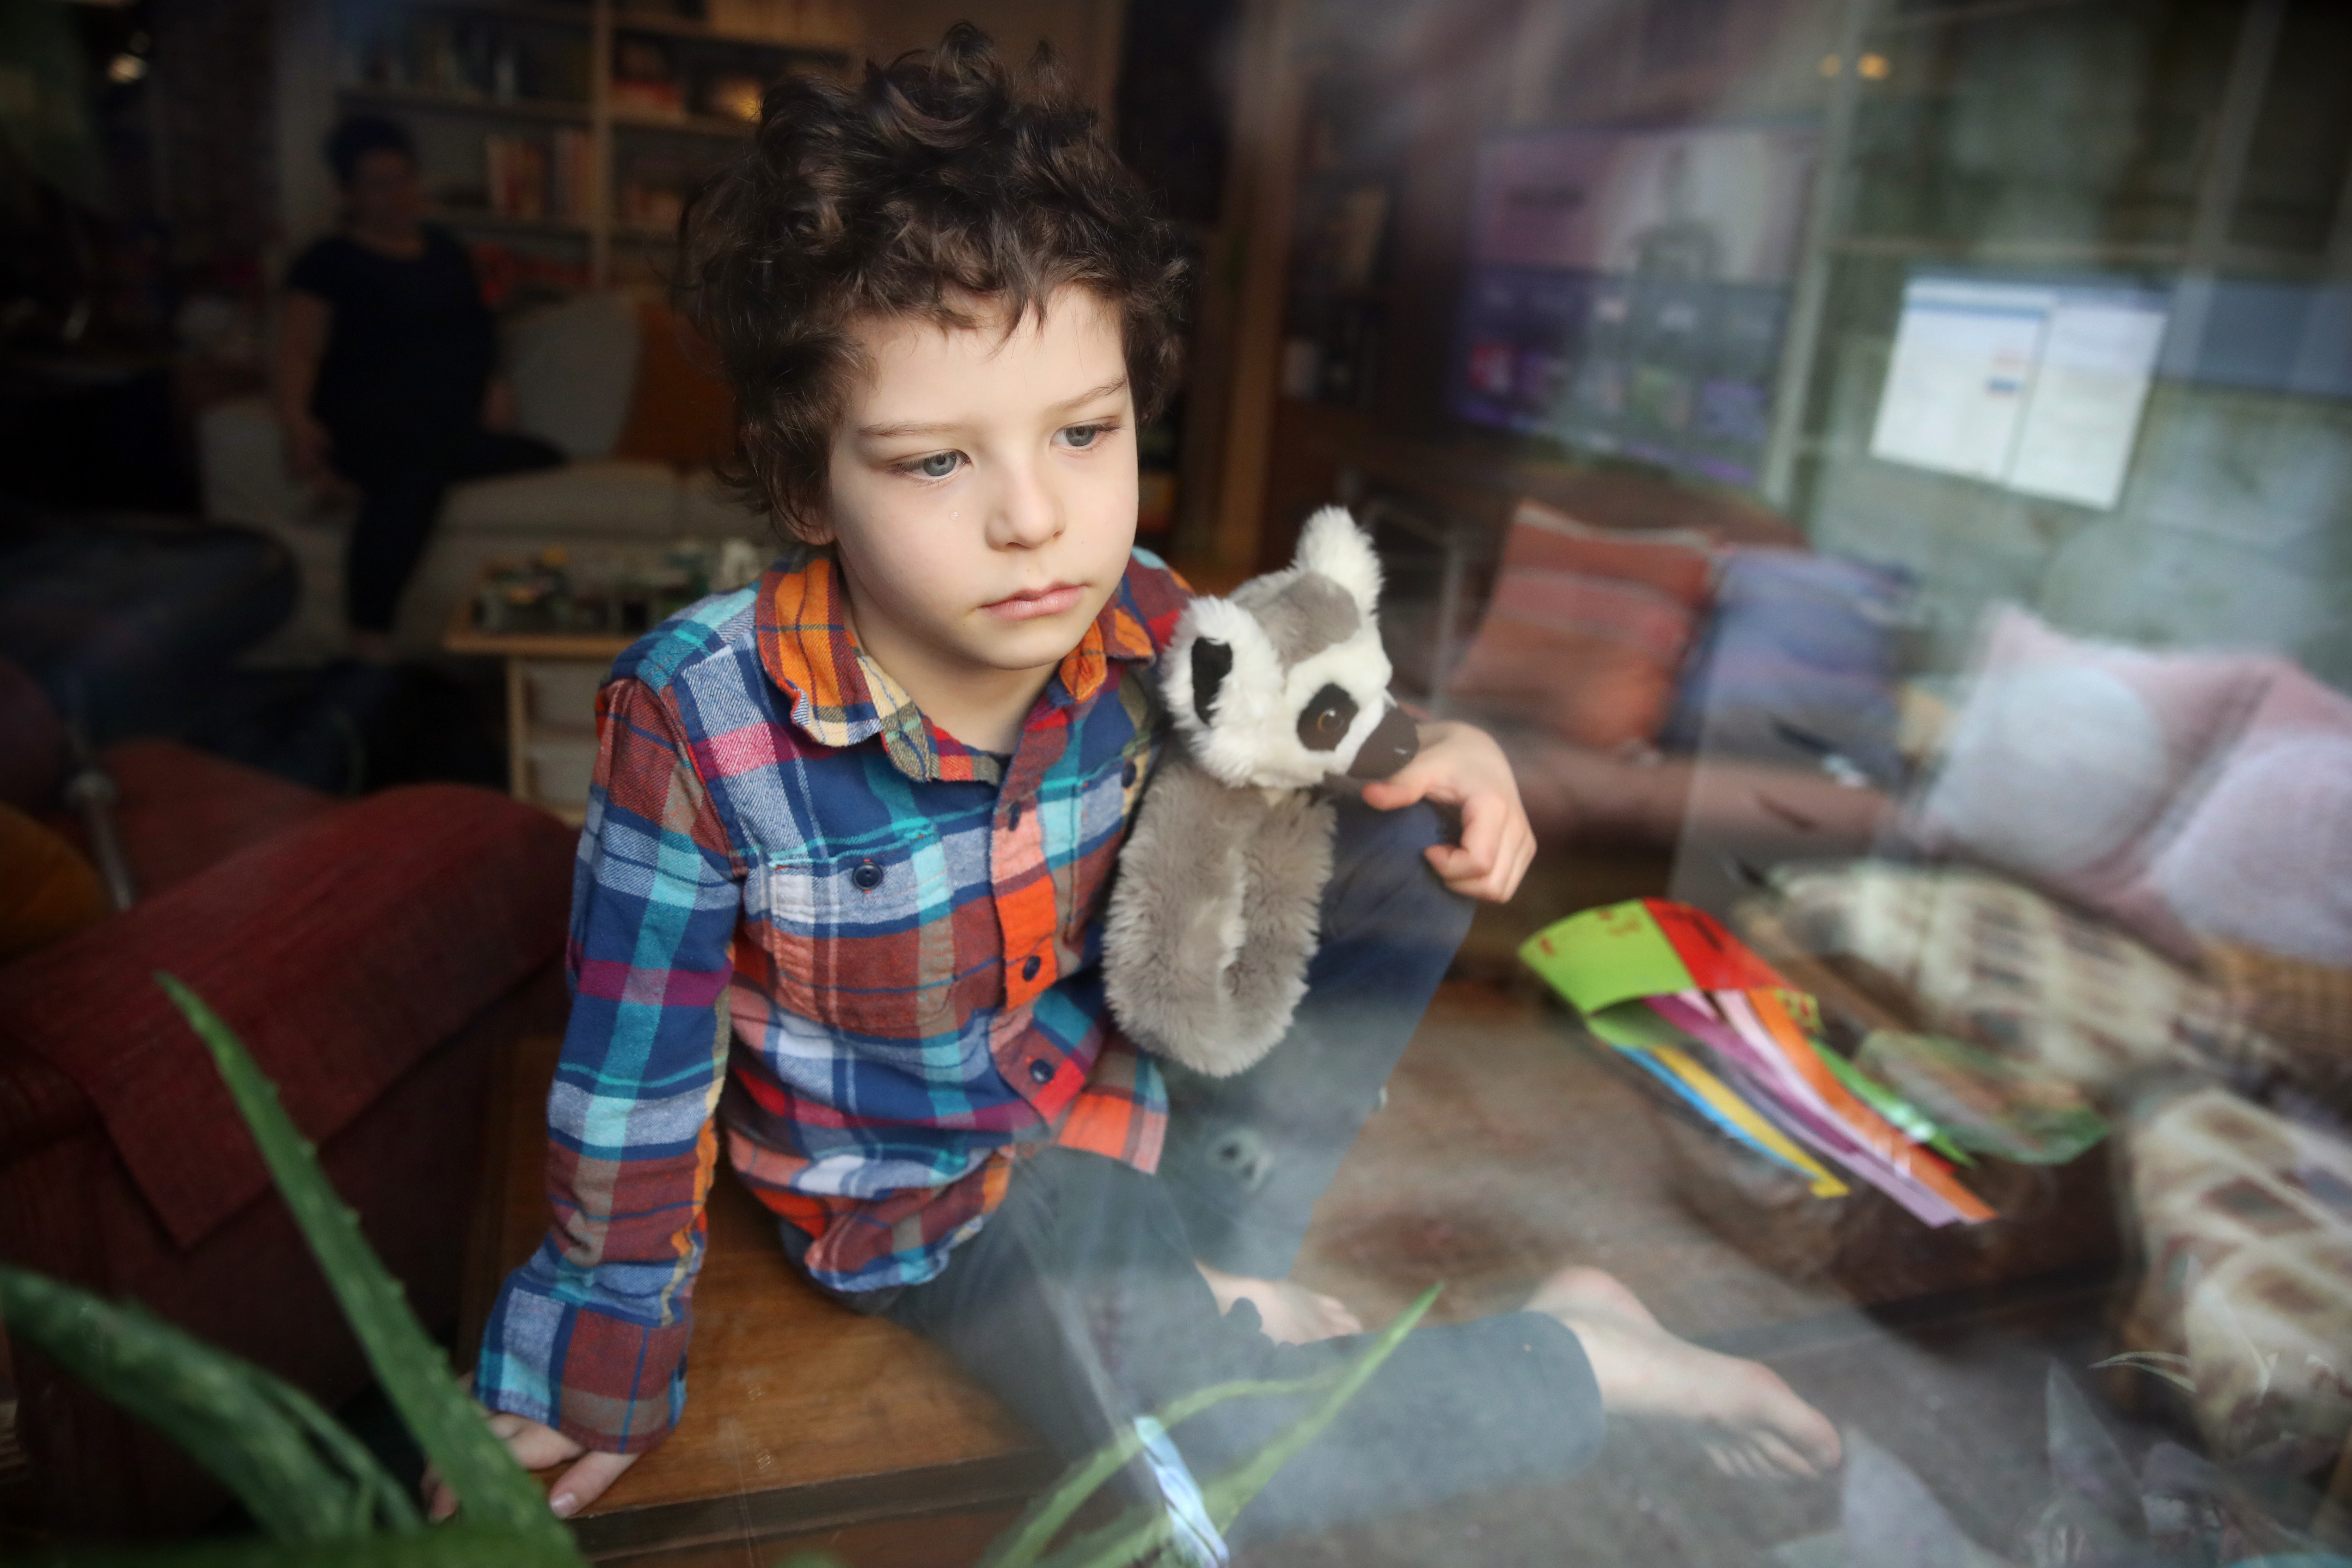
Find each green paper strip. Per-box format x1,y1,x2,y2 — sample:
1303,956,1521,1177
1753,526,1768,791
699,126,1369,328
1809,1039,1975,1167
1519,902,1692,1016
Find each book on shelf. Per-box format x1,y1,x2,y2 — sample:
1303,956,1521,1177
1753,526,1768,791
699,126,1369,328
551,128,594,222
485,134,548,221
612,37,684,118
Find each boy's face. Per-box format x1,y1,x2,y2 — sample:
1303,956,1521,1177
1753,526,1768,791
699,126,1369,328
818,286,1140,695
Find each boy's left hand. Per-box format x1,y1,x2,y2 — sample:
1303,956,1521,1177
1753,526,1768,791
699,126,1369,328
1359,720,1535,903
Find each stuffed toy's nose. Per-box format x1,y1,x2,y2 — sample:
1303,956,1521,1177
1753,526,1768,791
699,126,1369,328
1345,703,1420,781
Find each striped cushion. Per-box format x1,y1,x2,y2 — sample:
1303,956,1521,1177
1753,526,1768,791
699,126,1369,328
1446,500,1712,749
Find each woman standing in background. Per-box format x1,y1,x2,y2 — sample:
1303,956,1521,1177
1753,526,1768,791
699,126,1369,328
275,117,560,662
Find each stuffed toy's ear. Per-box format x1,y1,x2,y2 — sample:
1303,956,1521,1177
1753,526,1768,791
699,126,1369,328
1292,506,1383,620
1190,637,1233,726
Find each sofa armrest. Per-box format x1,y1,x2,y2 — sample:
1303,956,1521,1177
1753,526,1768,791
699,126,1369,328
1501,728,1893,851
0,784,575,1247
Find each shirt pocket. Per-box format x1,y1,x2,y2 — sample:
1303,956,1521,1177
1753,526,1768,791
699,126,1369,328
749,829,959,1046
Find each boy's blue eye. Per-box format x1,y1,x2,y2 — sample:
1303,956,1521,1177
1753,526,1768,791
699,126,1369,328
1063,422,1114,449
914,452,960,479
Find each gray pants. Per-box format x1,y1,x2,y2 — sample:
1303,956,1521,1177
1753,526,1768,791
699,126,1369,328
871,798,1608,1542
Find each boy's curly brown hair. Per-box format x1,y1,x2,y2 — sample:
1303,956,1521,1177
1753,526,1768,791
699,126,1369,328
679,24,1189,540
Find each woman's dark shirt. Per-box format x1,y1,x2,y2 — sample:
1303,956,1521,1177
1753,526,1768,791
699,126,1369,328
287,226,493,447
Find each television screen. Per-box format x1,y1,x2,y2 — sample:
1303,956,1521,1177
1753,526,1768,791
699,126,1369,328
1447,123,1820,488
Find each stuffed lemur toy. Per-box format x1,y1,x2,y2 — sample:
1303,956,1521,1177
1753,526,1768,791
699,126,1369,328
1103,507,1420,1078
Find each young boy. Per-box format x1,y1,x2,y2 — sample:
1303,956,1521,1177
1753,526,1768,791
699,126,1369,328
434,26,1839,1542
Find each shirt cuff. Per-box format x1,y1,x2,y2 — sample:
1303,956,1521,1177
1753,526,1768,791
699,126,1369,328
475,1267,693,1455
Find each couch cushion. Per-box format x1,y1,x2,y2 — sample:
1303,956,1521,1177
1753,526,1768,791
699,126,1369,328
1661,549,1914,782
509,292,643,462
2206,941,2352,1111
1907,607,2272,956
2145,664,2352,970
196,398,310,533
1759,860,2272,1098
0,784,574,1248
613,300,733,469
679,465,770,539
2120,1087,2352,1461
1446,500,1714,750
440,459,683,540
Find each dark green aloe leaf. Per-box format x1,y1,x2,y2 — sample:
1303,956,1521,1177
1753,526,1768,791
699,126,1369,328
0,1266,392,1540
29,1522,588,1567
156,976,570,1548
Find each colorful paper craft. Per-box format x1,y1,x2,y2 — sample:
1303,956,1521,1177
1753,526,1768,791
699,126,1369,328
1521,899,1995,1226
1586,1002,1849,1195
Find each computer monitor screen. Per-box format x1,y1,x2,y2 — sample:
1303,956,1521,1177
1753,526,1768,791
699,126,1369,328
1447,123,1819,487
1868,275,2171,511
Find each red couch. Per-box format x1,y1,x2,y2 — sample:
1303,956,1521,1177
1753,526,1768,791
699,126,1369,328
0,661,574,1537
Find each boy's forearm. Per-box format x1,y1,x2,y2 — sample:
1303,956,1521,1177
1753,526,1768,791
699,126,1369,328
480,676,745,1454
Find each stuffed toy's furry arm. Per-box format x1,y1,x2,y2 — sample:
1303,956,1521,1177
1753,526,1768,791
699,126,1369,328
1103,758,1334,1077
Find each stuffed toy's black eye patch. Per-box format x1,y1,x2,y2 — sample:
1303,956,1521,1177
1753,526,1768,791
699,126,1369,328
1191,638,1234,726
1296,684,1358,751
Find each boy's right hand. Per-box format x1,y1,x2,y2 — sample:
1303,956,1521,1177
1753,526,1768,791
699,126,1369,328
422,1403,641,1522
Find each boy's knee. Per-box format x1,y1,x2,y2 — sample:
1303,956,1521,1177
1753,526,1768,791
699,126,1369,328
1323,796,1472,943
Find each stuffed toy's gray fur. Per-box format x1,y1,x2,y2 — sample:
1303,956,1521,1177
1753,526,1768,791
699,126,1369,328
1103,507,1419,1077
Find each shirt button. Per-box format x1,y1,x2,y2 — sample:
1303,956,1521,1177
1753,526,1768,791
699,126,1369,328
1121,760,1137,787
1028,1060,1054,1084
851,861,883,890
1021,954,1041,981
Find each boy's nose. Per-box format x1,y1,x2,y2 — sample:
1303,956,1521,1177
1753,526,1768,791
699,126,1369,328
987,462,1064,550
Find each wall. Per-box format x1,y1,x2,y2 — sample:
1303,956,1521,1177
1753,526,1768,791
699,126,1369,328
151,0,281,266
1788,0,2352,685
1808,335,2352,686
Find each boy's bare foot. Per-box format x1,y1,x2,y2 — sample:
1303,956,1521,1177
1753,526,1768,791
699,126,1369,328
1526,1265,1664,1331
1528,1263,1842,1481
1196,1261,1364,1345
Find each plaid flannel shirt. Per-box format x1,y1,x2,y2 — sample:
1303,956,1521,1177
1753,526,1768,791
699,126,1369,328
476,544,1191,1453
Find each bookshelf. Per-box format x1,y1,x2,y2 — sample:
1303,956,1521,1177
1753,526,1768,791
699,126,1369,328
328,0,856,287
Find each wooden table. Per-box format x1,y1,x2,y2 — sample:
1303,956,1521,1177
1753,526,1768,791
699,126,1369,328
461,1033,1055,1565
443,585,635,828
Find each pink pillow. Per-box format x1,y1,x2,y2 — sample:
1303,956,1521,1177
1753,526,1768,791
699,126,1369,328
1910,607,2272,952
2146,664,2352,967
